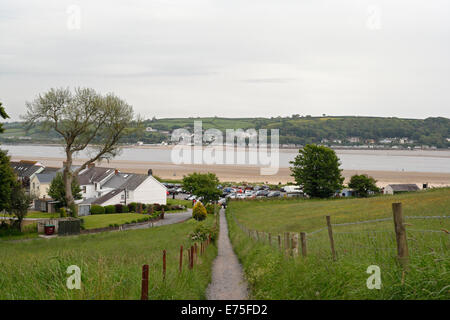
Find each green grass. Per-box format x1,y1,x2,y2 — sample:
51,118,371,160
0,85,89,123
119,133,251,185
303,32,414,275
167,199,193,208
26,211,60,219
230,188,450,233
0,216,217,299
227,188,450,299
81,213,150,229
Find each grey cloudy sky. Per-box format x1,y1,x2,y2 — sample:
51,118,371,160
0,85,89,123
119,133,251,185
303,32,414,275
1,0,449,120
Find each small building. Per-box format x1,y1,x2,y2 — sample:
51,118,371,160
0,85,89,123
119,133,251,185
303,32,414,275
30,168,59,198
336,188,356,197
383,184,420,195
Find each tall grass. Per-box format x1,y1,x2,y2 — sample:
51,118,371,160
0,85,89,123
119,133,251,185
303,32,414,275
227,189,450,299
0,216,217,300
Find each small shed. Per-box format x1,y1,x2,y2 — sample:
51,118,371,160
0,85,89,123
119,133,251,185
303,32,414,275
383,184,420,195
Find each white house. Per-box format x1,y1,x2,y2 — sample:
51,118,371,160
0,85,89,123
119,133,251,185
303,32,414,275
90,173,167,206
77,165,116,199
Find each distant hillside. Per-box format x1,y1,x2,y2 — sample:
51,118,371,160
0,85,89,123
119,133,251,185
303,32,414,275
1,116,449,148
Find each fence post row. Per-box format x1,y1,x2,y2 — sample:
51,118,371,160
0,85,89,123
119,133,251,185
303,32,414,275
326,216,337,261
141,264,149,300
392,202,409,268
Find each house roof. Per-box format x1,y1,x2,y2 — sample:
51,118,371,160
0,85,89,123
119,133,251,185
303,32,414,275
101,172,135,189
92,189,123,205
387,184,420,192
35,172,57,183
120,174,148,191
10,161,44,178
77,167,114,185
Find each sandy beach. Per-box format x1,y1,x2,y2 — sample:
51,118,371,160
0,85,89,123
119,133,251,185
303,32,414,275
11,155,450,188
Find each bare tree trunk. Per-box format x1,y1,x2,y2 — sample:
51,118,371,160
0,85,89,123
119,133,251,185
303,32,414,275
63,152,75,217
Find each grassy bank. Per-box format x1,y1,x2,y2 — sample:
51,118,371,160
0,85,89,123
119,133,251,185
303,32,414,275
0,215,217,299
227,188,450,299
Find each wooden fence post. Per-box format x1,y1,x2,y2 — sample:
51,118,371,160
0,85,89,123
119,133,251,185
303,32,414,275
268,233,272,246
392,202,409,267
190,245,194,269
300,232,307,257
278,235,281,251
141,264,149,300
292,233,299,257
179,245,183,273
163,250,167,280
326,216,337,261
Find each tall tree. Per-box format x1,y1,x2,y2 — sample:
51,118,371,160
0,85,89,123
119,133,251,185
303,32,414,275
290,144,344,198
10,183,30,231
23,88,134,216
48,172,82,208
182,172,222,203
0,150,17,213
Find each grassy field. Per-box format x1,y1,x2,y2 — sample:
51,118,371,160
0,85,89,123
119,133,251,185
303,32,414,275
0,216,217,299
227,188,450,299
81,213,150,229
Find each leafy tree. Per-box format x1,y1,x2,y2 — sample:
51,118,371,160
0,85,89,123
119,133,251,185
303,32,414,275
290,144,344,198
0,150,17,213
182,172,222,203
0,101,9,134
48,172,82,208
9,184,31,231
348,174,379,197
23,88,134,216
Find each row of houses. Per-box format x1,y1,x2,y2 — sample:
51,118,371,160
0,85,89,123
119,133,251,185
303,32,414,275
11,160,167,216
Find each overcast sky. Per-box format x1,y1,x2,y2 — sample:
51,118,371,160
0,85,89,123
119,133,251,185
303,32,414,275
1,0,449,121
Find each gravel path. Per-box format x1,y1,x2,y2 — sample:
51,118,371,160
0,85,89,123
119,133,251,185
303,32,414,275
206,208,248,300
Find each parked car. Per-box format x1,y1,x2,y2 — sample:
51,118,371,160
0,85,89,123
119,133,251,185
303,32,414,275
244,190,253,196
284,185,301,193
255,190,269,197
236,193,246,199
267,191,281,198
226,193,236,199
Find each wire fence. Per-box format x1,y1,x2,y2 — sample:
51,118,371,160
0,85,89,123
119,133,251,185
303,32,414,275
231,205,449,263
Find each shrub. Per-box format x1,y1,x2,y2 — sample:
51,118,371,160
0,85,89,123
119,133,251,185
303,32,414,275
104,205,116,214
122,205,129,213
128,202,137,212
161,204,169,212
153,203,162,212
189,223,218,242
205,203,219,215
114,204,123,213
192,202,207,221
59,207,67,218
147,204,154,214
90,205,105,215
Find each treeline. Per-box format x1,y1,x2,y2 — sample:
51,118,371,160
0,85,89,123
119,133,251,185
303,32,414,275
2,116,449,148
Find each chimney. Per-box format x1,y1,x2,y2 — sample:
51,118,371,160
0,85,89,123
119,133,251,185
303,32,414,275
88,163,95,169
148,169,153,176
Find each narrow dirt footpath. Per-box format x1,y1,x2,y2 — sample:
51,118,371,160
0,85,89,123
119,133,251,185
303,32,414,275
206,208,248,300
